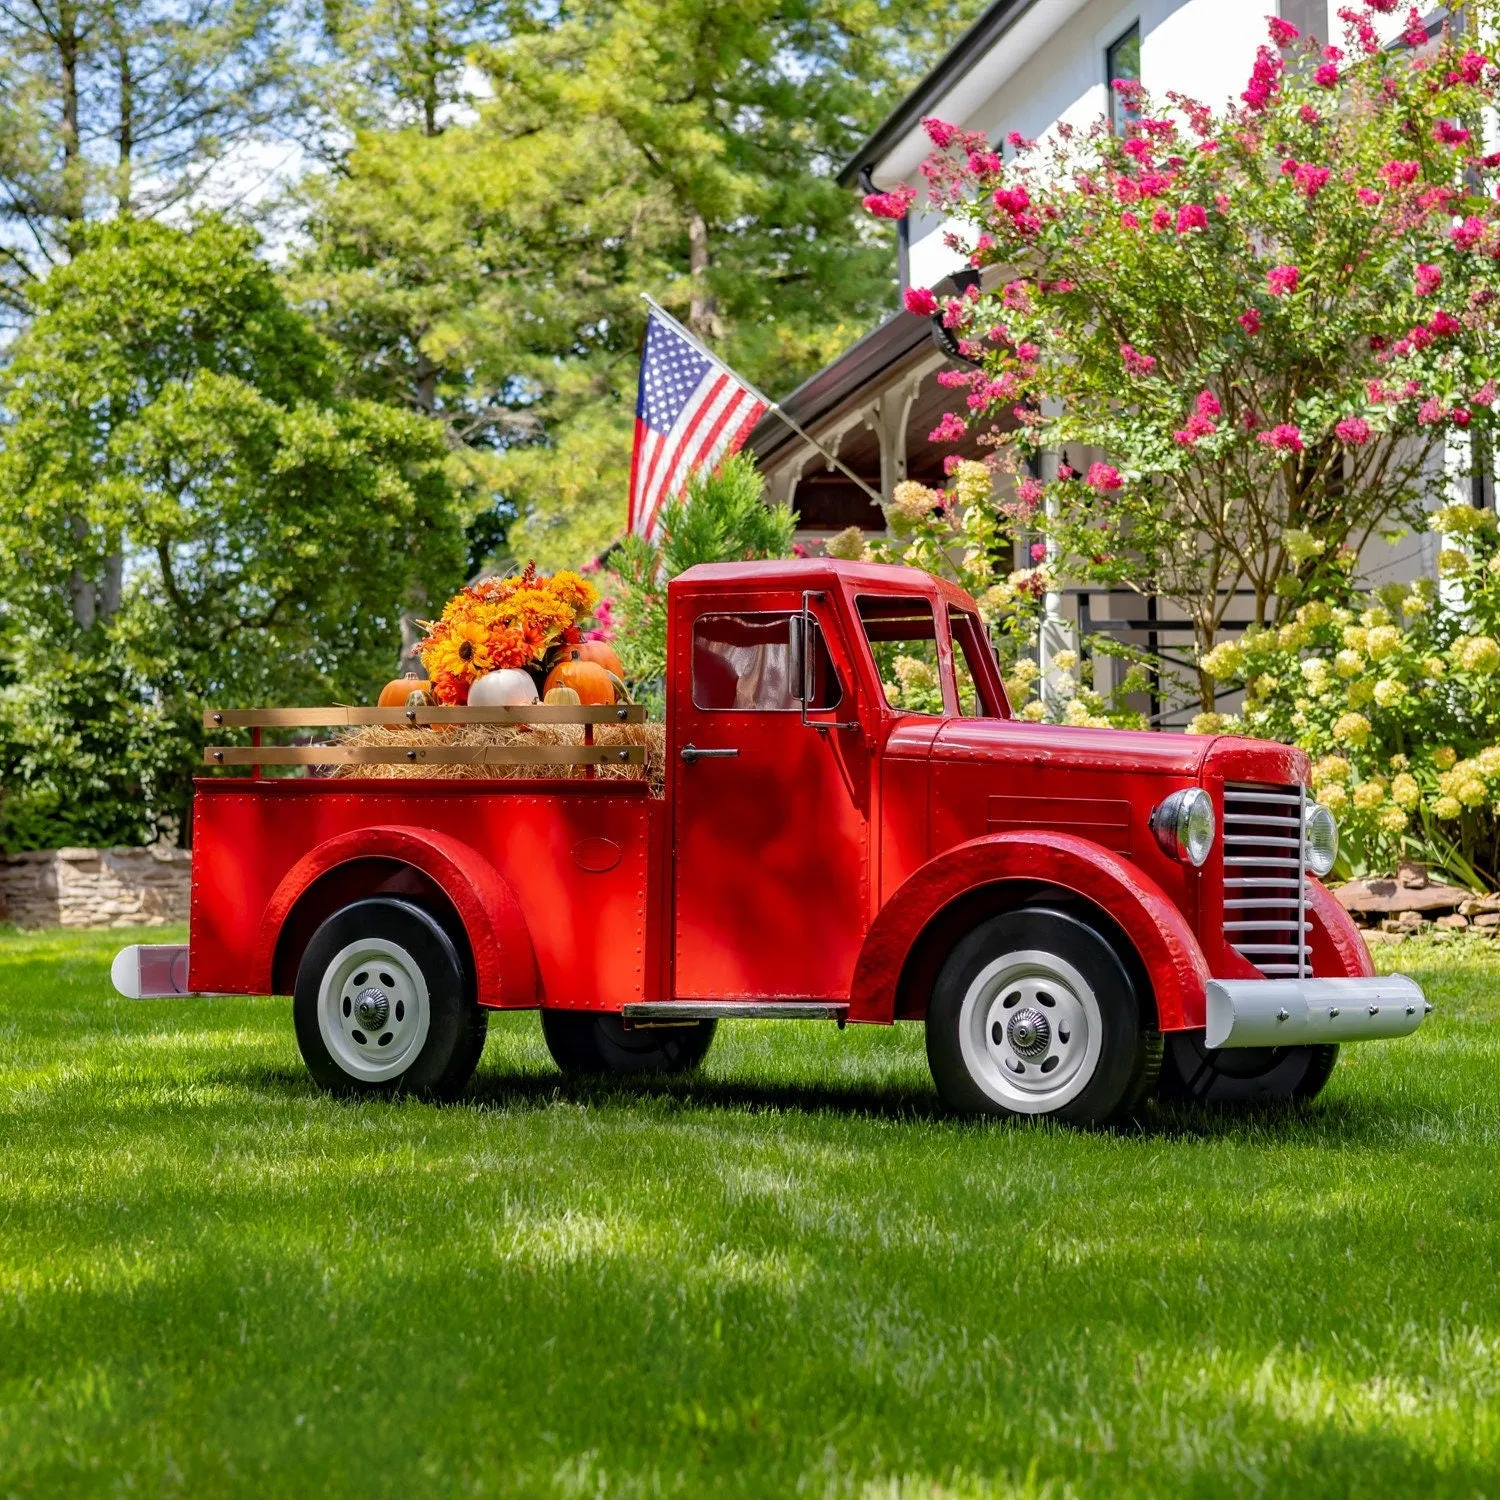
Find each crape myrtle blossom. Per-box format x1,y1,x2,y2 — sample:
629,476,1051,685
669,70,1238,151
1267,264,1300,295
859,3,1500,705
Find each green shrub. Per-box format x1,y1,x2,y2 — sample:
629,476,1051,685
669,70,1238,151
610,454,795,704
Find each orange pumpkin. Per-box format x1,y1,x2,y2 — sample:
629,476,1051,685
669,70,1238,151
569,640,624,679
543,655,615,705
378,674,429,708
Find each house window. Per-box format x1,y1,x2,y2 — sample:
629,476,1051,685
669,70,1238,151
1106,23,1141,133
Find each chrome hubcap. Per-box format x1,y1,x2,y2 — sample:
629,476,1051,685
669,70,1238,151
317,937,430,1082
355,987,390,1031
1006,1007,1051,1060
959,948,1103,1113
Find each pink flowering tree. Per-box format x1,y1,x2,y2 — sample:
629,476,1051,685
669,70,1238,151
880,1,1500,708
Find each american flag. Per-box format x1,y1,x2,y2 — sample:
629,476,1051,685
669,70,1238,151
627,307,768,539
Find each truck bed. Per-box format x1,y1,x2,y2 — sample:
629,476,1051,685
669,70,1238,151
188,777,663,1008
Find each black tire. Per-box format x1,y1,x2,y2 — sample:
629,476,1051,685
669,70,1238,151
925,906,1160,1125
293,897,487,1100
540,1010,717,1077
1156,1034,1339,1105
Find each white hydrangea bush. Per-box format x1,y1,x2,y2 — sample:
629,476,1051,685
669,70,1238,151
1195,506,1500,883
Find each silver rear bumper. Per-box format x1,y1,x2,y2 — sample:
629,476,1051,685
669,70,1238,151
1205,975,1429,1049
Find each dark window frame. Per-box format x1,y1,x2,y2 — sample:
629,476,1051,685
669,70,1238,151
1106,22,1141,135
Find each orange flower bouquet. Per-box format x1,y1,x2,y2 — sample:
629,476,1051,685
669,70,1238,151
415,563,600,704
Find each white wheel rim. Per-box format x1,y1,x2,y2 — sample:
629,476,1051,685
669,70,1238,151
317,937,431,1082
957,948,1102,1113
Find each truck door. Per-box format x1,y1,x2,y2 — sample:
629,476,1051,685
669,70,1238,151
671,592,869,1000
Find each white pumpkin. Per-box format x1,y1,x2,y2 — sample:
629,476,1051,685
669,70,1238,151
468,669,539,706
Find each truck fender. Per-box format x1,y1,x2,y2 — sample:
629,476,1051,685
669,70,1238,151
1307,876,1376,980
252,825,538,1009
850,832,1210,1029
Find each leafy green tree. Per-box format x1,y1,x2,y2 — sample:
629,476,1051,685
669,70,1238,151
0,216,466,848
0,0,300,312
317,0,521,137
295,0,988,571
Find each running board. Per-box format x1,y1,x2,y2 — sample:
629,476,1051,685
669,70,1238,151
621,1002,848,1027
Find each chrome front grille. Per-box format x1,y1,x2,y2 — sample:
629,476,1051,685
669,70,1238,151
1222,782,1309,978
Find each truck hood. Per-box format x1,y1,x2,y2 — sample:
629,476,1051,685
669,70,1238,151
928,720,1307,786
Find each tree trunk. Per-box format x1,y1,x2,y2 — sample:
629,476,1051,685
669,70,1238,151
101,549,123,619
59,2,84,239
422,2,441,137
1195,617,1216,712
69,514,95,628
117,31,134,215
688,212,719,340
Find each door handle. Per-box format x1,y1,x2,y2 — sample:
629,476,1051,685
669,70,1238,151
680,744,740,764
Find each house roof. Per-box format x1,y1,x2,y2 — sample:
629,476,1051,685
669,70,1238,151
743,306,935,466
837,0,1042,188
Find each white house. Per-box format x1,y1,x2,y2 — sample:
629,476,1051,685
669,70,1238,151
745,0,1462,720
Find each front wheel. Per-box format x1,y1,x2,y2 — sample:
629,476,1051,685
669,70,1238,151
540,1010,716,1076
1156,1034,1339,1105
925,907,1159,1125
293,898,487,1100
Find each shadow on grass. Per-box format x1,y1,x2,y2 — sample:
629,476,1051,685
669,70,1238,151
205,1057,1435,1148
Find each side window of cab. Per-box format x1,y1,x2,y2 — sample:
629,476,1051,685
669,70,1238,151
691,613,843,711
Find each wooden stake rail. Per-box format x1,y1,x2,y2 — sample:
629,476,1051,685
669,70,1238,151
201,703,649,774
203,705,646,728
203,744,644,767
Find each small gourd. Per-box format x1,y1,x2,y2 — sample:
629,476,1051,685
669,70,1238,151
378,674,429,709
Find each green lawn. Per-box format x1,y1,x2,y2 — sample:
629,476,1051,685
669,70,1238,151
1,928,1499,1498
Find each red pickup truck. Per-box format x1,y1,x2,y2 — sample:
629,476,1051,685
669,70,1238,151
113,559,1427,1124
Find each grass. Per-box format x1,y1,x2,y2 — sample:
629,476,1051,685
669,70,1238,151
1,927,1499,1498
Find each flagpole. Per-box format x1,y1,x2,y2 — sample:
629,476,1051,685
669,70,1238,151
640,293,885,507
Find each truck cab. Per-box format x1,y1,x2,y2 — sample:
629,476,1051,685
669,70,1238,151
114,558,1427,1123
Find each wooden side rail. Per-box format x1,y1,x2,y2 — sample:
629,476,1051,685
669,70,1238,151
201,703,650,775
203,744,644,767
203,705,646,728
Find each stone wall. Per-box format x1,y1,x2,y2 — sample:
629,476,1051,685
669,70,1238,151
0,847,192,929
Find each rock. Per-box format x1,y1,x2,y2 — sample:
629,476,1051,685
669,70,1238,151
1397,860,1430,889
1476,912,1500,929
1460,900,1486,917
1481,893,1500,913
1363,929,1405,944
1383,910,1428,933
1335,877,1472,915
1436,913,1469,929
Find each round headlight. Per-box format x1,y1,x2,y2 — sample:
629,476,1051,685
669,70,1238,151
1151,787,1216,868
1304,801,1338,877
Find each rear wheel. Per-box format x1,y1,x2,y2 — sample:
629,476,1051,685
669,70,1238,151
1156,1034,1339,1105
540,1010,716,1076
293,898,487,1100
925,907,1159,1125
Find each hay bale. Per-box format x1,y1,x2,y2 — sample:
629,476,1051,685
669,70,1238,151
331,720,667,796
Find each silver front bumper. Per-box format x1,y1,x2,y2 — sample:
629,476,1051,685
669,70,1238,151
1205,975,1429,1049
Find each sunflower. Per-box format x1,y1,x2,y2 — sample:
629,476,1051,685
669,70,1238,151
419,617,493,682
